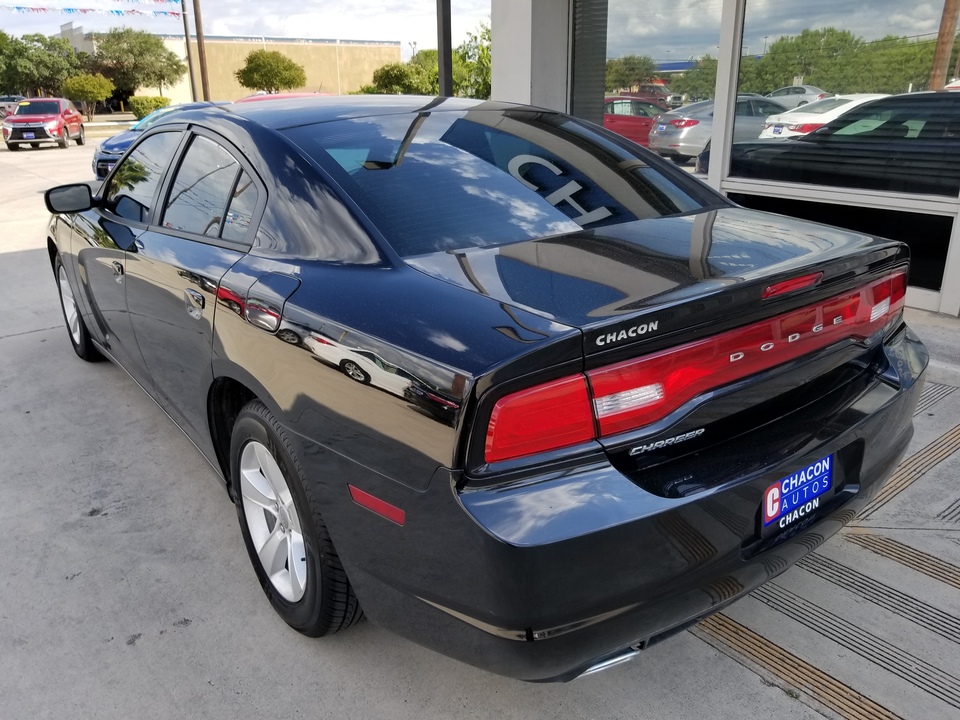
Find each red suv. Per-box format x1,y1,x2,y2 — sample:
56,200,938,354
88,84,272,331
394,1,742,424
3,98,85,151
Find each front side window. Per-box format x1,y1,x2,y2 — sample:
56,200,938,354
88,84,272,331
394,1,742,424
162,135,241,237
104,131,182,223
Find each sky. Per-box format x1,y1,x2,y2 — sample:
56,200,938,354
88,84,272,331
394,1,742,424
0,0,950,62
0,0,492,59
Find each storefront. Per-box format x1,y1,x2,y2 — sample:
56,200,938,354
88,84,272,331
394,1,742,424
491,0,960,316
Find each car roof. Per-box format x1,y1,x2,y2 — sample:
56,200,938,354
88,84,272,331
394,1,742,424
220,95,526,130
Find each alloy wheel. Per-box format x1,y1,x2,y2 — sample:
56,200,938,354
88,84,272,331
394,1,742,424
58,264,81,346
239,440,307,602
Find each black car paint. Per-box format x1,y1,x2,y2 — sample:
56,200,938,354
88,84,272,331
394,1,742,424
48,97,927,681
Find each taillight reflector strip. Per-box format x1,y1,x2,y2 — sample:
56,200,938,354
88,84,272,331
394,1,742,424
483,271,907,464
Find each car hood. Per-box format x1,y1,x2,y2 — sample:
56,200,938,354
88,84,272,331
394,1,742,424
406,206,895,342
5,113,60,124
98,129,141,153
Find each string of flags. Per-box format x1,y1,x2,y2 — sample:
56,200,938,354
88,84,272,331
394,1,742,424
1,5,181,17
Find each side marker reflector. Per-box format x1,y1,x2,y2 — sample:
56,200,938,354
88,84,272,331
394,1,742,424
348,485,406,526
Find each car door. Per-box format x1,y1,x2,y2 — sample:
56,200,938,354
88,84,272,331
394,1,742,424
72,130,185,388
124,129,263,453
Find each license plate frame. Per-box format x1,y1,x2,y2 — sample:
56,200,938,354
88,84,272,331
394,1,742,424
773,125,783,135
656,124,667,132
761,454,833,536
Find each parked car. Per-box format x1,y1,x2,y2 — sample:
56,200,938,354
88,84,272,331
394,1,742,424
764,85,832,108
0,94,25,117
92,101,222,180
2,97,84,150
705,92,960,196
623,83,683,108
759,94,889,139
648,95,788,163
44,96,925,682
603,96,668,146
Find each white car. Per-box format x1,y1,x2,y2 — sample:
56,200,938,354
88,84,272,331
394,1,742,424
764,85,832,109
759,93,889,139
302,331,414,398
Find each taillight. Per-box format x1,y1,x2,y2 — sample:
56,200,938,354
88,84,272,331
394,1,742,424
483,271,907,464
787,123,824,134
485,376,595,463
669,119,700,128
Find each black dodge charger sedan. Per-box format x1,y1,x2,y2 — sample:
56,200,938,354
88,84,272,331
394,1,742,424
45,96,927,681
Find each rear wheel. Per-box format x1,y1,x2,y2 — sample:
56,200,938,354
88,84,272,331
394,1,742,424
75,125,86,146
6,143,18,151
55,255,102,362
231,400,363,636
670,155,691,165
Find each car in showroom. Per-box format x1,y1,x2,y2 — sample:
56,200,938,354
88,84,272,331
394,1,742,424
765,84,832,108
3,97,84,150
707,91,960,196
44,96,926,681
648,95,788,163
603,96,669,146
759,93,889,139
92,101,221,179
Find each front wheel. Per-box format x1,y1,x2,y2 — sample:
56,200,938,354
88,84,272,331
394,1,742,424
231,400,362,636
340,360,370,384
55,255,102,361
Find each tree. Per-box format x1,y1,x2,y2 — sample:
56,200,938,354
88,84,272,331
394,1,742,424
605,55,657,92
670,56,719,100
62,73,115,120
3,34,82,95
235,50,306,94
93,28,186,98
455,23,491,99
363,62,434,94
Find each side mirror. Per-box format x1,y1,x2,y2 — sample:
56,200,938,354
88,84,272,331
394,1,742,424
45,183,94,214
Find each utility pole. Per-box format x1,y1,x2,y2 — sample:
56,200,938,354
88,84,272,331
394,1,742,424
437,0,453,96
192,0,211,100
180,0,198,101
930,0,960,90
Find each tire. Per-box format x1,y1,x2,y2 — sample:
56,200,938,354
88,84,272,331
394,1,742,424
75,125,86,146
340,359,370,384
231,400,363,636
6,143,18,152
58,134,69,149
276,328,301,345
54,255,102,362
670,154,691,165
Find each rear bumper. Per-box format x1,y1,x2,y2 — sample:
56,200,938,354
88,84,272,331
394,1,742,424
303,324,927,681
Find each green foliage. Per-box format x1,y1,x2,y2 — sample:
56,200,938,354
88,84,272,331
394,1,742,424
670,56,719,100
360,23,491,99
605,55,658,92
93,28,186,98
128,95,170,120
62,73,115,120
2,34,82,95
235,50,307,94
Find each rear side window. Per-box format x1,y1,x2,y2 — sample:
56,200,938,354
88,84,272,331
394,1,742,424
104,131,182,223
162,135,242,238
221,171,259,243
284,109,708,257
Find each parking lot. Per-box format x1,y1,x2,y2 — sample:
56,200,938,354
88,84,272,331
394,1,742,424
2,139,959,719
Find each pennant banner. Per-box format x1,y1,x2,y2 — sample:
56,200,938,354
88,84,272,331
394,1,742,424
1,5,181,16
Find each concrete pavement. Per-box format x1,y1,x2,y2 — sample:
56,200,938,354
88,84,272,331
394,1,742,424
1,139,959,719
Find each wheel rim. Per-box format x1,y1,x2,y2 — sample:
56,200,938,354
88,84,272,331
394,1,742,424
58,265,81,346
344,362,365,381
239,440,307,602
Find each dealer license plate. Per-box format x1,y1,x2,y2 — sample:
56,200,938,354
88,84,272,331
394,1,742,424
657,124,667,132
762,454,833,534
23,132,34,139
773,125,783,135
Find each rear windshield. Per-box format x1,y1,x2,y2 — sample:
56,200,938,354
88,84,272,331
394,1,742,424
282,107,709,257
14,101,59,115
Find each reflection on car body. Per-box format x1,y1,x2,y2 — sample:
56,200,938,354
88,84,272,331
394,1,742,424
43,96,926,682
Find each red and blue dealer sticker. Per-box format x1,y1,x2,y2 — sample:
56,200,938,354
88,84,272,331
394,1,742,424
762,454,833,534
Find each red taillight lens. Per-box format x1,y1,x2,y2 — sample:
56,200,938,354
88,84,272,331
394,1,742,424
483,271,907,464
762,272,823,298
787,123,824,134
485,376,595,463
669,118,700,128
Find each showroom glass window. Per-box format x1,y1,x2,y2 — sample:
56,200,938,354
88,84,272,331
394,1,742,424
728,0,960,292
104,131,182,223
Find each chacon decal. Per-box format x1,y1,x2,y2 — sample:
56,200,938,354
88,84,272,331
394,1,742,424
594,320,660,348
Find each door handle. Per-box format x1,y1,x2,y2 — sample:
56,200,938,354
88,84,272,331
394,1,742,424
183,288,205,320
111,261,124,283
